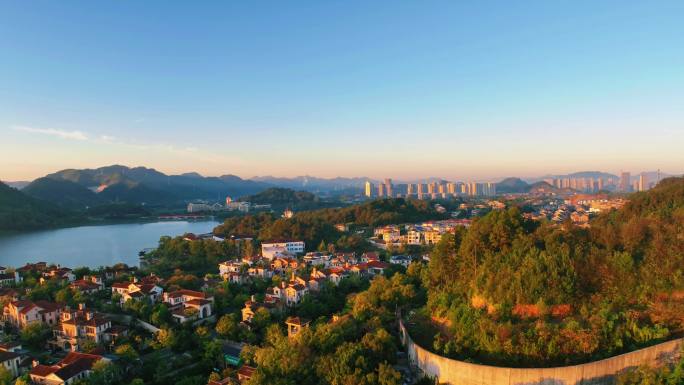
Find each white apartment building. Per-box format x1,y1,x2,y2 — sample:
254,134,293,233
261,241,305,259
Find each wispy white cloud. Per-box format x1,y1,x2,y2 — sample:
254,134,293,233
12,125,88,141
10,124,244,166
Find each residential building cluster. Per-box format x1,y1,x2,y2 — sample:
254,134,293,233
515,192,628,227
544,172,657,193
365,179,497,199
370,219,472,249
0,260,218,384
215,247,400,329
187,197,272,213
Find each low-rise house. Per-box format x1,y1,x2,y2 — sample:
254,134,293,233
389,255,412,267
285,317,310,337
0,288,19,303
247,266,273,279
571,210,590,226
374,226,401,243
53,304,111,351
349,263,367,275
163,289,214,323
224,272,246,285
284,282,308,307
325,267,349,286
111,279,163,305
4,300,63,329
266,279,309,307
0,347,21,378
41,267,75,283
29,351,106,385
303,252,331,267
361,252,379,262
237,365,256,383
69,276,104,294
0,267,21,287
270,257,299,273
367,260,389,275
241,296,281,324
307,268,328,291
218,261,243,276
16,262,47,275
103,325,129,344
101,264,137,281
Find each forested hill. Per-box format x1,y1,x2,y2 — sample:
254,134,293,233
0,181,79,231
214,198,446,251
23,177,103,208
420,177,684,367
239,187,316,204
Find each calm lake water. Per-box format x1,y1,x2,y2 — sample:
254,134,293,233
0,220,219,269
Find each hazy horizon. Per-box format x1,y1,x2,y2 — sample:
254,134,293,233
1,162,680,185
2,1,683,181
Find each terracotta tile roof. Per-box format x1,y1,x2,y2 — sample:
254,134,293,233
34,300,63,312
367,260,389,269
18,304,37,315
186,298,211,306
59,352,103,366
71,280,100,290
52,353,102,381
10,300,32,308
237,365,256,378
285,316,310,326
136,284,158,294
30,364,57,377
208,378,235,385
168,289,205,299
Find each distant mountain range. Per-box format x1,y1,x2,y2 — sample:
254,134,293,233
19,165,269,208
7,166,681,208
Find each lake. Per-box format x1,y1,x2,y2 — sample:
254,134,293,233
0,220,219,269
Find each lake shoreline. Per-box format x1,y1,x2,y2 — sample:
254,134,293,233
0,220,220,269
0,215,219,237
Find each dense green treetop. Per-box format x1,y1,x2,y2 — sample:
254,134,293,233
417,177,684,366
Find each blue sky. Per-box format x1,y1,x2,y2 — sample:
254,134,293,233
1,1,683,181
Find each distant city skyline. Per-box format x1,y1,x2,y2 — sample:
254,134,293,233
2,1,683,181
0,162,679,185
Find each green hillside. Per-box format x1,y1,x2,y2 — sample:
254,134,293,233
414,177,684,367
23,177,103,208
0,181,79,232
239,187,317,204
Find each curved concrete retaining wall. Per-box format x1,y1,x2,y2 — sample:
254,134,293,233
399,318,683,385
